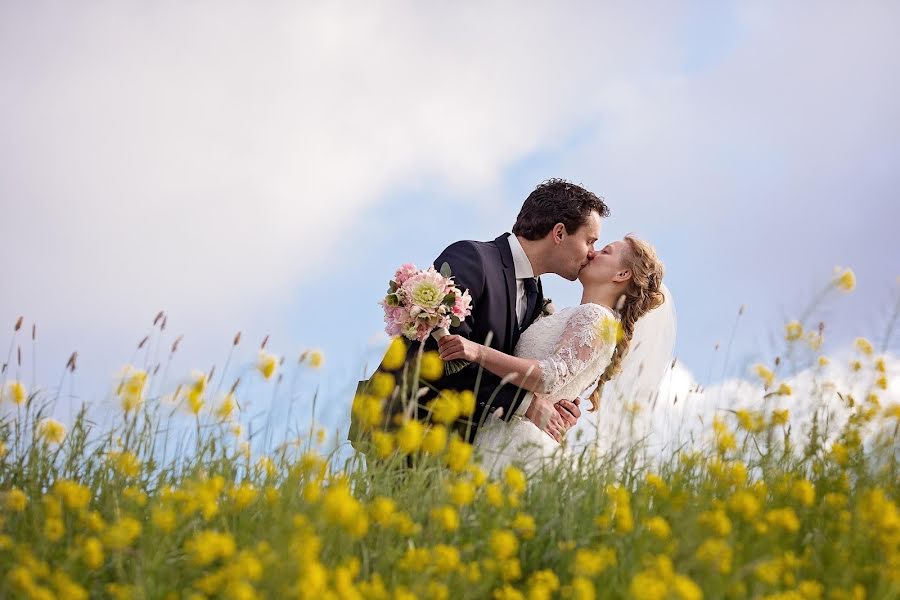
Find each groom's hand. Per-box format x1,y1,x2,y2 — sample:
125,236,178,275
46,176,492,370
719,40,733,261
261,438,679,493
554,398,581,430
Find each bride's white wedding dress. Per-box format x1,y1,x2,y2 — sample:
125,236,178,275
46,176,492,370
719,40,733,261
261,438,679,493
473,302,618,476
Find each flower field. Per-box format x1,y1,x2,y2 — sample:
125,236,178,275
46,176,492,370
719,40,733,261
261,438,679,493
1,270,898,599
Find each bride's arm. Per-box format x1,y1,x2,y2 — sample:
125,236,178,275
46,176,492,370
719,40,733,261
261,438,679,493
439,304,615,396
438,336,546,392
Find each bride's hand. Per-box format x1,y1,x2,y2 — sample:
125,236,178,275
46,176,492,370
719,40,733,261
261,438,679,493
437,335,482,363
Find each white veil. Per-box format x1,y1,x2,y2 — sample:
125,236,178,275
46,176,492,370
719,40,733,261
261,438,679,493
568,284,677,455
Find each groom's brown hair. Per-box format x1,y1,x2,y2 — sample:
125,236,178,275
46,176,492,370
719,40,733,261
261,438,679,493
512,178,609,240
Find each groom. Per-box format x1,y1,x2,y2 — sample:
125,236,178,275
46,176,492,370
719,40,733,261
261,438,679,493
367,178,609,443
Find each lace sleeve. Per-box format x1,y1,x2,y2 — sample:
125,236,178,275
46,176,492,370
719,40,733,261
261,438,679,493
537,304,617,396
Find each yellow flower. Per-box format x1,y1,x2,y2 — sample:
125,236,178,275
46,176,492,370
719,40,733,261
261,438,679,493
806,331,824,350
307,349,324,368
486,483,505,508
81,536,104,570
369,496,396,526
528,570,560,597
818,356,830,367
753,364,775,388
53,479,92,511
420,351,444,381
44,517,65,541
352,393,384,430
775,382,792,396
4,488,28,512
109,450,141,477
103,516,142,550
4,380,27,405
37,418,66,445
152,506,177,533
696,538,732,574
448,479,476,506
215,392,237,420
117,365,147,412
765,507,800,533
511,513,536,540
791,479,816,507
431,505,459,532
256,349,278,380
432,544,462,575
644,516,671,540
371,431,395,458
493,585,525,600
596,315,624,344
833,266,856,291
368,371,396,398
573,547,616,577
698,509,732,537
876,375,888,390
728,490,761,521
785,320,803,341
490,529,519,560
381,337,407,371
875,357,886,373
422,425,448,455
184,529,236,566
770,409,790,426
185,370,207,414
855,337,874,356
396,419,425,454
429,391,461,424
504,466,527,495
568,577,596,600
322,482,368,538
445,436,473,472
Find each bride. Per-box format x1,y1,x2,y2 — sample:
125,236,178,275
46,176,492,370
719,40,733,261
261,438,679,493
438,234,670,475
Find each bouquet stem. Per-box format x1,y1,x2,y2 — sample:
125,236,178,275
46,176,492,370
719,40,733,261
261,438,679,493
431,327,469,376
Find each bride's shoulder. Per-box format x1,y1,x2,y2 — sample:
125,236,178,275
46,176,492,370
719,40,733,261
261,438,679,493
576,302,617,321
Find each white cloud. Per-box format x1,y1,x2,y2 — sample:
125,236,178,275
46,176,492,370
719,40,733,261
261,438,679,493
573,350,900,460
0,1,684,337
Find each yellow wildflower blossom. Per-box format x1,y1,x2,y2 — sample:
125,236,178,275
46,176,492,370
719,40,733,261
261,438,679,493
381,337,407,371
785,321,803,341
396,419,424,453
37,418,66,445
103,516,142,550
754,364,775,388
833,267,856,291
855,337,874,356
420,351,444,381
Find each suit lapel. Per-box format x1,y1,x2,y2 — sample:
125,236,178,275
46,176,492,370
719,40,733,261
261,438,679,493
495,233,518,351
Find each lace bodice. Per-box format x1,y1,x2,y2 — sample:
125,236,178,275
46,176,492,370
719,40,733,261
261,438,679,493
513,303,618,403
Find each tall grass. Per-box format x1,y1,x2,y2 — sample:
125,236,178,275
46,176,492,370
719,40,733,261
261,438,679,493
0,270,898,599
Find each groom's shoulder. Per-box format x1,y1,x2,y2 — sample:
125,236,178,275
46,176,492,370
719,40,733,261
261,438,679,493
437,238,496,262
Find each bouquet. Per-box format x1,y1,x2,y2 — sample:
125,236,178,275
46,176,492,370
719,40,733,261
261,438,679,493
380,261,473,375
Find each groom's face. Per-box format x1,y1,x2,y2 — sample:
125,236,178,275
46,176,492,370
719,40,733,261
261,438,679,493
558,211,601,280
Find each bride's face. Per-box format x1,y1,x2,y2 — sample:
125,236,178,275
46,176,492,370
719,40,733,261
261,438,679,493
579,239,630,285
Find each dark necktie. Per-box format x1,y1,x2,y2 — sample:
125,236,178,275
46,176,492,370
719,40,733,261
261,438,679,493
521,277,538,331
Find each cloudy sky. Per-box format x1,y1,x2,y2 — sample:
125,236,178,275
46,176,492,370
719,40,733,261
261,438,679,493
2,1,898,438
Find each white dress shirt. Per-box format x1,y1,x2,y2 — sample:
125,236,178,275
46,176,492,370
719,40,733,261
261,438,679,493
505,233,536,415
506,233,536,327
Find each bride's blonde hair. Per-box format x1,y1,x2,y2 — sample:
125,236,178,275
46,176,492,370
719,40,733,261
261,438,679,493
587,235,665,412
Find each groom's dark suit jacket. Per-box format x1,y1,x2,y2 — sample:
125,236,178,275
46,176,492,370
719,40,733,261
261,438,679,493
364,233,544,442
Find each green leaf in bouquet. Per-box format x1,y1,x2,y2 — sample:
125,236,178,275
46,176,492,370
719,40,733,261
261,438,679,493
385,293,400,306
442,293,456,307
388,280,398,293
450,315,461,328
439,262,452,278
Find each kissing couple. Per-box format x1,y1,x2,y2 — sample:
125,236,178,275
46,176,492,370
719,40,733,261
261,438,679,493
360,178,674,475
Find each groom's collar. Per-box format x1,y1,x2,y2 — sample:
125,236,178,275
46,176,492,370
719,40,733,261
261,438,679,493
505,233,535,280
